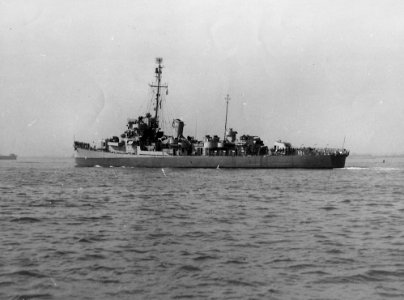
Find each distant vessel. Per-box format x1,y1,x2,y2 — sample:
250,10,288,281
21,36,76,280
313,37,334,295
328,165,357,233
74,58,349,168
0,154,17,160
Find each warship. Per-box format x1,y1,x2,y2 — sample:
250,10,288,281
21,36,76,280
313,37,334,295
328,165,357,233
0,153,17,160
74,58,349,168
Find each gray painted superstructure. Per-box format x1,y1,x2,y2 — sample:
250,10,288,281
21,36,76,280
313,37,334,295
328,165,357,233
74,58,349,168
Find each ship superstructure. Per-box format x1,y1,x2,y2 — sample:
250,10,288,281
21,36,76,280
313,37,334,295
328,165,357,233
74,58,349,168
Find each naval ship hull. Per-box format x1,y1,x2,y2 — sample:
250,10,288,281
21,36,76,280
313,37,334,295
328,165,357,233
73,59,349,169
74,148,347,169
0,154,17,160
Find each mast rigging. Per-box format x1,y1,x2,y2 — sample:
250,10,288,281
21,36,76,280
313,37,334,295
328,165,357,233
224,94,230,141
149,57,168,128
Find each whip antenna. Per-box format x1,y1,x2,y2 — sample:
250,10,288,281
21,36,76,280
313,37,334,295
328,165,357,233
223,94,230,141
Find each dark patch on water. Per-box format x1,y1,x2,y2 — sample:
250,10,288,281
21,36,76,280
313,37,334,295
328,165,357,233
288,263,317,270
366,269,404,279
10,217,41,223
76,237,92,243
172,294,197,299
6,270,47,278
226,279,256,287
301,270,330,275
177,265,202,272
132,249,149,254
0,281,13,287
11,293,53,300
270,258,293,263
326,248,344,254
78,253,106,260
193,254,219,261
320,205,337,211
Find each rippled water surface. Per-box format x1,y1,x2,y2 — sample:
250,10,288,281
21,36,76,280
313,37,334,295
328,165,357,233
1,156,404,299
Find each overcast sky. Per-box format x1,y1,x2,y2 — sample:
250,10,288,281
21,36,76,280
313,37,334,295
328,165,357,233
1,0,404,156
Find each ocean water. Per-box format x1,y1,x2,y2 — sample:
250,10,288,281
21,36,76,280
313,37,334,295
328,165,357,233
1,156,404,300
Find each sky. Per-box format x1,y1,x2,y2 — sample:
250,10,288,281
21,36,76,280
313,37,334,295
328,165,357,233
1,0,404,156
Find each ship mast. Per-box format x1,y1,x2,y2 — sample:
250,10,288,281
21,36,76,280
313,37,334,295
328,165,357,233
223,94,230,141
149,57,168,127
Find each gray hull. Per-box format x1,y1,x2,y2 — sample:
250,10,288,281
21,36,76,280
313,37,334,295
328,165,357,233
0,155,17,160
74,149,347,169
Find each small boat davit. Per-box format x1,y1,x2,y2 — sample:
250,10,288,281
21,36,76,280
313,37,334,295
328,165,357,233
74,58,349,168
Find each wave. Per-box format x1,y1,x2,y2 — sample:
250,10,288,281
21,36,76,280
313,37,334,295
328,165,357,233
320,205,338,211
6,270,47,278
288,263,317,270
11,293,53,300
345,166,401,171
315,269,404,284
225,279,256,287
176,265,202,272
193,254,219,261
10,217,41,223
373,167,401,171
